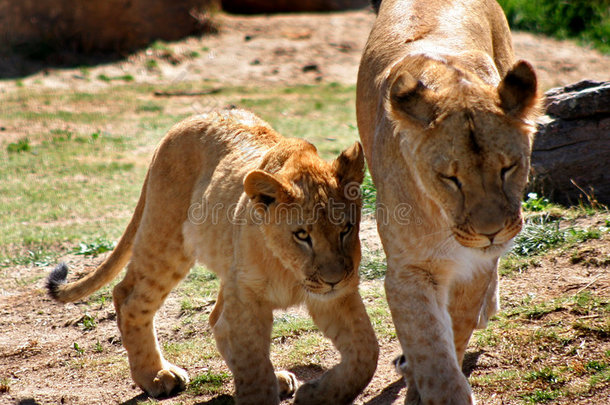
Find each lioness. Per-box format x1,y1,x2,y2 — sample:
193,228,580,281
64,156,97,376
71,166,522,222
356,0,540,403
47,109,378,404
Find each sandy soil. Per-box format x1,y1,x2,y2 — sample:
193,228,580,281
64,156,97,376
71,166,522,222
1,10,608,91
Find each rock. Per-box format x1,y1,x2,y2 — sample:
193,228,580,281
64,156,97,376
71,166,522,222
545,80,610,120
0,0,218,54
529,80,610,206
221,0,370,13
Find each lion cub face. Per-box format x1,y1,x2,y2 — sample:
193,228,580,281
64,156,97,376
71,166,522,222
244,141,365,297
389,59,539,255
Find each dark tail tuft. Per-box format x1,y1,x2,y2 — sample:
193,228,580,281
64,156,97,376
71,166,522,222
46,262,69,300
371,0,382,14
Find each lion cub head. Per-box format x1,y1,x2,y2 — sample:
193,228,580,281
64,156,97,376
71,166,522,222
388,56,540,254
244,140,365,297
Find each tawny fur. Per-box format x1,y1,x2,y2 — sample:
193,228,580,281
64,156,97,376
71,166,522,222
356,0,540,404
48,109,378,404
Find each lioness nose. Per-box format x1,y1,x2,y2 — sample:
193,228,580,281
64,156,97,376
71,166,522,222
470,202,507,238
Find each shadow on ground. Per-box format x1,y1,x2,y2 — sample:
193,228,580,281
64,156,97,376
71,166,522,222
0,50,126,80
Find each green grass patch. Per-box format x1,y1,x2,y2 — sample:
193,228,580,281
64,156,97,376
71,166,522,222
473,284,609,403
145,59,160,71
2,248,57,268
73,237,117,257
188,371,232,396
361,170,377,214
525,367,564,385
360,250,387,280
522,389,561,403
272,313,317,339
136,102,164,113
178,266,220,300
6,138,30,153
237,82,358,159
499,193,608,276
511,215,565,256
498,0,610,53
277,333,329,366
97,73,135,83
357,282,396,339
79,313,98,331
163,338,219,364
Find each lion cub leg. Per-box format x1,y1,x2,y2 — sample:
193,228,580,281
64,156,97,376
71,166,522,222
385,264,474,405
294,291,379,405
113,245,193,397
212,281,281,405
210,285,298,400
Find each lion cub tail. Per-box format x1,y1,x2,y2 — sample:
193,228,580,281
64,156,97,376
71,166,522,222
46,172,149,303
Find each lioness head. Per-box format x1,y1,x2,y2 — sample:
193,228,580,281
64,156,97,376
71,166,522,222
388,56,539,254
244,140,365,297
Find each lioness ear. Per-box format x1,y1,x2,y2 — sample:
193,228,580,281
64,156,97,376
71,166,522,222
390,71,437,126
498,60,538,118
244,170,290,206
333,141,365,185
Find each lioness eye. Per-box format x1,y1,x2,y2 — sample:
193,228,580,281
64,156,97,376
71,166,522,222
293,229,311,245
501,163,517,182
439,174,462,191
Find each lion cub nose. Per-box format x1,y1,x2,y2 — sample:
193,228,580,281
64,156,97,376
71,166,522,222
319,260,351,286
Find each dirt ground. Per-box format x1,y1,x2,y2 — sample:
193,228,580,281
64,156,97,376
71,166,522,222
1,10,609,91
1,8,609,405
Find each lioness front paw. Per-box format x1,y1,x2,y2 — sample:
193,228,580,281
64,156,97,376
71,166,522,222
276,370,299,399
137,364,189,397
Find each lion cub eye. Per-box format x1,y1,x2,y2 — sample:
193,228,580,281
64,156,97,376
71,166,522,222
439,174,462,191
293,229,312,245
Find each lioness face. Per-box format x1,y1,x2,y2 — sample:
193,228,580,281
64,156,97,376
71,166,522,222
389,59,539,254
411,111,531,252
244,142,365,297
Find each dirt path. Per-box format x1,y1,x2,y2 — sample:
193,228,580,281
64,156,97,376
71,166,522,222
1,10,608,92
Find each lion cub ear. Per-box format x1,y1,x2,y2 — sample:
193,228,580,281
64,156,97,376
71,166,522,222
333,141,365,185
498,60,538,118
390,71,437,127
244,170,291,206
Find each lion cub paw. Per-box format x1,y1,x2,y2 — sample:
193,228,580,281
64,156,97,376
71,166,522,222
276,370,299,399
141,364,189,397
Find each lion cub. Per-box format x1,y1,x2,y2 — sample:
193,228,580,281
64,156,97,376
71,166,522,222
47,109,378,404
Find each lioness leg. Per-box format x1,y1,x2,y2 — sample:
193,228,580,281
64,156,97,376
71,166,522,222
113,245,193,397
294,291,378,405
384,264,474,405
450,267,497,366
212,282,279,405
